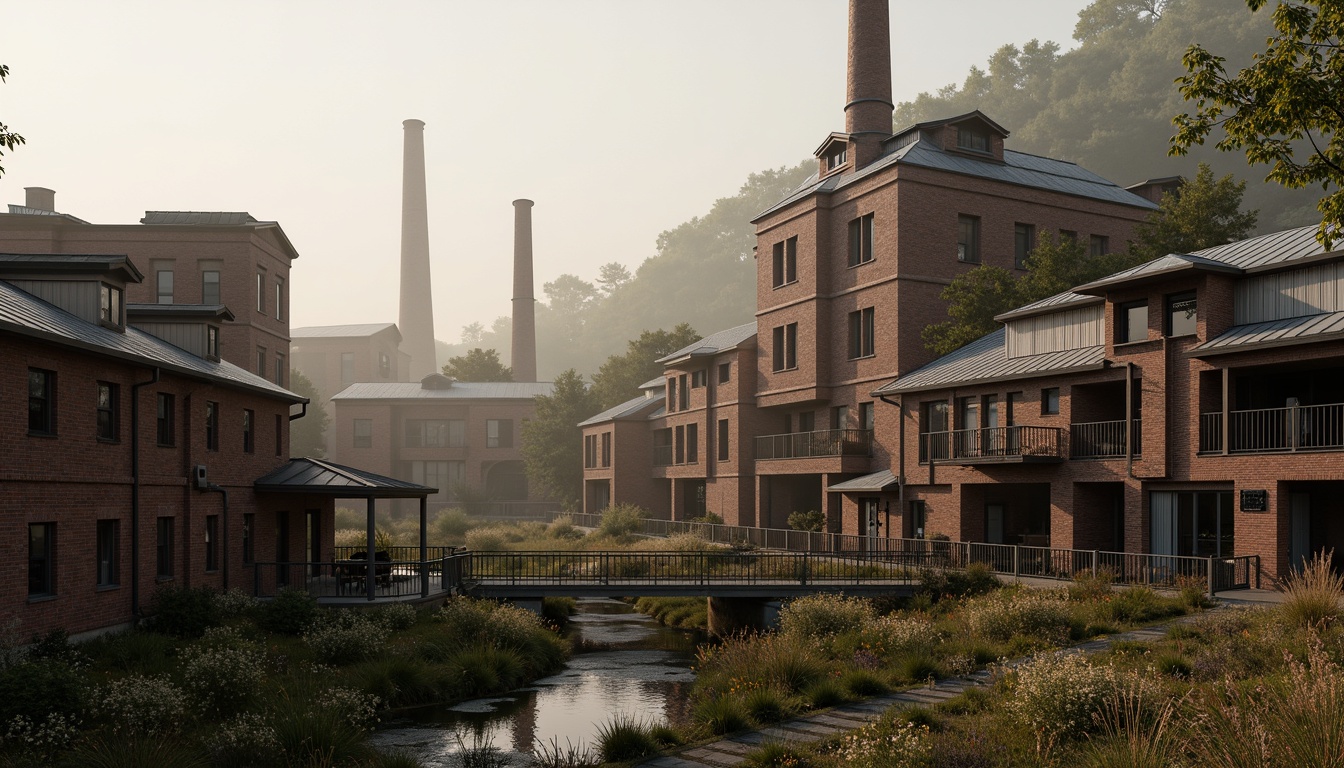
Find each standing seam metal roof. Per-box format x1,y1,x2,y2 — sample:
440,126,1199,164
254,458,435,497
332,381,554,400
578,394,664,427
656,322,757,363
1192,309,1344,355
872,328,1107,395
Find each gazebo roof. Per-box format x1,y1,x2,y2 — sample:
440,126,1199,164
254,458,435,498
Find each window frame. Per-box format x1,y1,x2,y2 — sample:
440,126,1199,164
99,283,124,329
243,409,254,454
487,419,513,449
156,516,175,579
353,418,373,448
772,236,798,288
686,422,699,464
847,306,876,359
1014,223,1035,270
28,368,56,435
771,323,798,372
848,213,875,267
718,362,730,384
340,352,355,384
956,125,989,153
1090,234,1110,257
957,215,981,263
205,400,219,451
156,269,174,304
206,325,220,361
601,432,612,468
202,269,221,305
275,277,284,321
256,272,265,314
1117,300,1149,344
241,513,254,565
156,392,175,447
28,522,55,598
96,381,119,442
96,519,120,588
205,515,219,572
1166,291,1198,338
1042,387,1060,415
717,418,729,461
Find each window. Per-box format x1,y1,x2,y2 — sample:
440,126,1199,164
908,500,927,539
96,382,118,441
1014,223,1035,269
353,419,372,448
674,425,685,464
1042,387,1060,415
666,377,677,412
798,410,815,432
487,419,513,448
691,369,707,388
601,432,611,467
826,145,847,171
831,405,848,430
1090,234,1110,257
275,414,283,456
243,409,254,453
241,514,254,565
28,368,55,435
204,401,219,451
772,236,798,287
156,270,174,304
379,352,391,378
678,374,689,410
205,515,219,572
1117,301,1148,344
957,215,981,263
956,125,989,152
408,460,464,503
848,306,875,359
1059,229,1078,244
275,278,284,321
1166,292,1197,337
686,423,699,464
859,401,874,432
202,270,220,305
157,516,174,578
206,326,220,360
718,362,730,384
1150,491,1234,557
772,323,798,371
718,419,729,461
848,213,875,266
28,523,54,597
256,347,266,378
96,519,119,587
156,393,175,446
275,354,285,386
256,272,265,313
99,284,123,328
584,435,597,468
919,401,950,462
405,419,464,448
340,352,355,384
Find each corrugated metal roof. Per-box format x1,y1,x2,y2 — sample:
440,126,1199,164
332,381,554,401
578,393,664,427
828,469,899,492
873,327,1107,395
254,458,434,498
0,280,301,401
291,323,399,339
140,211,259,226
656,322,757,363
996,291,1100,322
1191,309,1344,356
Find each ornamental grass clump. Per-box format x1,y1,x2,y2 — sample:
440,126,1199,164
303,612,390,665
434,597,566,672
855,613,941,659
1280,549,1344,628
1004,652,1155,756
594,714,663,763
207,712,279,768
597,503,645,538
695,633,829,697
778,594,874,641
961,588,1072,644
93,674,188,736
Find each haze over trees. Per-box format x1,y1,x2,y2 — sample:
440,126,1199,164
442,348,513,382
521,369,600,510
288,369,329,458
590,324,701,411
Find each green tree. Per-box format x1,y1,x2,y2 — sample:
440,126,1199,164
0,65,24,178
521,370,601,511
589,323,701,410
442,347,513,382
1130,163,1259,259
596,262,632,295
922,265,1023,356
1171,0,1342,246
288,369,329,458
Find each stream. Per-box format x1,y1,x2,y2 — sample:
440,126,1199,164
368,597,701,766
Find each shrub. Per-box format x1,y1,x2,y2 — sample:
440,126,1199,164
1102,586,1182,625
1005,652,1154,752
920,562,999,600
63,734,209,768
213,588,259,619
695,634,829,696
787,510,825,532
542,597,576,626
693,696,750,734
841,718,930,768
689,512,725,525
180,640,265,716
445,645,526,695
25,628,87,668
207,712,279,768
778,594,873,640
858,614,941,658
1280,549,1344,628
434,597,567,672
375,602,419,631
464,526,510,551
545,515,585,540
0,659,86,726
304,613,390,665
1069,571,1116,603
962,588,1071,644
148,584,221,638
86,630,177,675
254,587,319,635
598,503,645,538
434,507,474,541
94,674,188,735
595,714,662,763
268,693,374,767
350,655,444,707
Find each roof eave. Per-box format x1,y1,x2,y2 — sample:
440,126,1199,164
871,360,1110,396
994,294,1103,323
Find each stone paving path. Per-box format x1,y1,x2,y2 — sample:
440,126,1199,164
636,617,1188,767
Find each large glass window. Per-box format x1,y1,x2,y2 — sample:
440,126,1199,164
406,419,465,448
28,523,55,597
686,423,699,464
96,519,119,587
772,236,797,288
957,215,981,263
956,126,989,152
202,270,221,305
919,401,950,462
1150,490,1234,557
28,368,55,434
408,460,464,503
1166,292,1197,337
1118,301,1149,344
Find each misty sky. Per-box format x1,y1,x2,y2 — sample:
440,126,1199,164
2,0,1090,345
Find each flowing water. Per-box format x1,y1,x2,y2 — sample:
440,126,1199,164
369,598,701,766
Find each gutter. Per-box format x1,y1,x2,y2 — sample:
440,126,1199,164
130,367,161,617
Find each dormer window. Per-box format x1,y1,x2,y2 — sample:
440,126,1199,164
206,325,220,361
956,126,990,153
827,146,848,171
99,284,124,330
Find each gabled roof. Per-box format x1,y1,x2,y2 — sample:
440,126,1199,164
656,322,757,364
1073,253,1242,294
0,253,144,283
291,323,401,340
995,291,1102,323
578,393,665,427
639,376,666,391
0,280,302,402
332,381,553,401
871,327,1107,396
254,458,435,498
127,303,235,321
893,109,1010,140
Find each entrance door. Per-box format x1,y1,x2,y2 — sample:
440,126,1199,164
861,498,882,551
1290,492,1311,571
986,504,1005,544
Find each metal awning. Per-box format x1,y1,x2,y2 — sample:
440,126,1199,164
254,458,435,498
827,469,899,493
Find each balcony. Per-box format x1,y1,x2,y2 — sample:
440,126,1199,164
1200,402,1344,454
920,425,1064,465
755,428,873,460
1070,419,1142,459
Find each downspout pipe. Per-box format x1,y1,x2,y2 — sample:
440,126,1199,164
130,368,161,618
1125,362,1136,479
205,484,229,590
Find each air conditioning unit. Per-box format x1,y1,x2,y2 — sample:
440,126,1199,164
194,465,209,491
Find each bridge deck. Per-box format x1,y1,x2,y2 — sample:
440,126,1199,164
469,577,921,599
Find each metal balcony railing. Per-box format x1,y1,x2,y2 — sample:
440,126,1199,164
919,425,1064,463
754,428,873,460
1200,402,1344,454
1070,419,1142,458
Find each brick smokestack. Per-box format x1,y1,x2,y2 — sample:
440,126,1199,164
511,199,538,382
844,0,893,168
399,119,438,380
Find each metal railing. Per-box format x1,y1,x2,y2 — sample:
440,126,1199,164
566,513,1259,593
755,429,873,460
919,425,1064,463
1071,419,1142,458
1200,402,1344,454
249,549,470,601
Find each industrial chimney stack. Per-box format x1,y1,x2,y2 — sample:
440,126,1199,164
511,199,538,383
844,0,894,169
398,119,438,380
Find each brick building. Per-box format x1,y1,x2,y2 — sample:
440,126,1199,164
874,225,1344,580
581,0,1158,529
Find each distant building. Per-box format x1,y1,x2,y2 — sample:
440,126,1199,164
291,323,410,448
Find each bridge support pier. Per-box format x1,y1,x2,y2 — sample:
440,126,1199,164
505,597,544,617
707,597,776,637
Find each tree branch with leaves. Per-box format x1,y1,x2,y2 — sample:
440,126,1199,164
0,64,25,179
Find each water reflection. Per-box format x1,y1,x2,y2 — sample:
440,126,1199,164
369,598,700,766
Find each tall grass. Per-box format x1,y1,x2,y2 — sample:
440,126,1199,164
1280,549,1344,628
594,714,663,763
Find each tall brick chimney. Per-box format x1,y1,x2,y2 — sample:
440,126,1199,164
398,119,438,380
844,0,893,169
511,199,538,383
